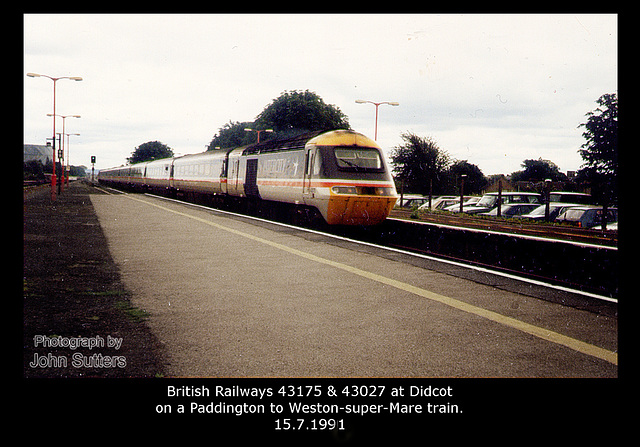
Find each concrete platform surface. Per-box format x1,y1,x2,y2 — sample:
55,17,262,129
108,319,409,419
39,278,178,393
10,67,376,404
91,193,617,377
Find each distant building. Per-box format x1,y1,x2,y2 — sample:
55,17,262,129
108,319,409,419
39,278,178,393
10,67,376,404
24,144,52,165
485,176,515,193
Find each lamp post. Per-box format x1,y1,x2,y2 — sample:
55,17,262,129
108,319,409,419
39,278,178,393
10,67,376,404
459,174,467,213
49,114,81,192
544,179,552,221
244,128,273,143
355,99,399,140
27,73,82,201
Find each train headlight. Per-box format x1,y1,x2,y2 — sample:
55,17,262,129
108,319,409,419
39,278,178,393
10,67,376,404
375,187,395,196
331,186,358,195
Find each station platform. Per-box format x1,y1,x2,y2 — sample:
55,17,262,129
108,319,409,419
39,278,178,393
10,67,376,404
89,189,617,378
23,182,165,378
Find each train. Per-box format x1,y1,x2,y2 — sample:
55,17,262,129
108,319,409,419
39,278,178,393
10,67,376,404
98,129,399,226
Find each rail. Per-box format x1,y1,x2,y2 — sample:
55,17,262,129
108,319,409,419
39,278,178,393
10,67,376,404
389,209,618,247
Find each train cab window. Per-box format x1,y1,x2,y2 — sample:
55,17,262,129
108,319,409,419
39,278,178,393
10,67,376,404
311,150,322,176
334,148,383,171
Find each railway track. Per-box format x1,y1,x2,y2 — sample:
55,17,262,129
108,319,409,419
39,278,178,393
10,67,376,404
389,209,618,247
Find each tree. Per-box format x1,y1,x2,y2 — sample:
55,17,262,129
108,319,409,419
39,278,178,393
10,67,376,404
207,121,254,150
127,141,174,164
24,159,45,181
577,93,618,205
448,160,487,195
510,158,567,182
254,90,350,138
390,133,451,195
69,165,87,177
207,90,351,150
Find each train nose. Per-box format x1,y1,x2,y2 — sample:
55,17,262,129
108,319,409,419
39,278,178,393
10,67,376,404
326,195,397,225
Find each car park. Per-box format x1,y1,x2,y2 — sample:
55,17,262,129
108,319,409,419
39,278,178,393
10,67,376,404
450,192,541,214
555,206,618,229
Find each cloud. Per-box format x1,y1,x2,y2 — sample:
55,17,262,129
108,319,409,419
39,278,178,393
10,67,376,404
24,14,616,175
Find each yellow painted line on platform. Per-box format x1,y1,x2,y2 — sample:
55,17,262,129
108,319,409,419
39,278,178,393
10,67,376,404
125,194,618,366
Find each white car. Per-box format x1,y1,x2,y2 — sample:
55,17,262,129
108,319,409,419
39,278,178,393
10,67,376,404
419,196,472,211
397,195,429,209
450,192,541,214
548,191,593,205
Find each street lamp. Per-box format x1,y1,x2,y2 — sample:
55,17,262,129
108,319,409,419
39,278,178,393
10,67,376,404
459,174,467,213
27,72,82,201
48,114,81,192
544,179,552,221
355,99,399,140
244,128,273,143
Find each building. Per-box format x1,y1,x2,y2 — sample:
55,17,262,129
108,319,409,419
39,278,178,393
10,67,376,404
24,144,52,165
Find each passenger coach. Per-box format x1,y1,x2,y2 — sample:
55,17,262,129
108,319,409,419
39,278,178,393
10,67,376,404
98,129,398,226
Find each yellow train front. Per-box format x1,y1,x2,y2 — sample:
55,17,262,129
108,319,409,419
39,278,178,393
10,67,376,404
305,130,398,225
248,129,398,225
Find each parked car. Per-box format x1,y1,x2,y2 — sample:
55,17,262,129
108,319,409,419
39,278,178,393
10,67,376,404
556,206,618,229
397,195,429,209
548,191,593,205
418,196,474,211
440,196,482,212
520,203,582,221
479,203,540,217
450,192,541,214
462,196,481,206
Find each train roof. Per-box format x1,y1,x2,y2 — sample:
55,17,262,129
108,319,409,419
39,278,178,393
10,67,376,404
241,130,324,156
173,151,226,163
241,129,380,156
308,129,379,148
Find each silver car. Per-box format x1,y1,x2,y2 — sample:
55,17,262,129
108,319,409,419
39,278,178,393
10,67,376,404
520,203,582,221
479,203,540,217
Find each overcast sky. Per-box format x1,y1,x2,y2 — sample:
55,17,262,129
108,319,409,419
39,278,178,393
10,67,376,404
24,14,617,175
